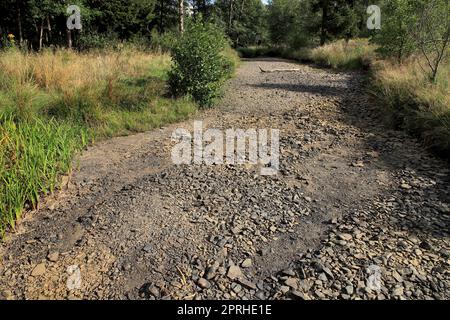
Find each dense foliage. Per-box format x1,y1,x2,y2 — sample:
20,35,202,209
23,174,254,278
0,0,269,50
169,20,234,107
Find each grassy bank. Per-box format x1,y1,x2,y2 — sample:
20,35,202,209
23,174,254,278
372,58,450,157
0,47,198,235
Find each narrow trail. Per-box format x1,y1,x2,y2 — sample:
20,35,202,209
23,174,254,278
1,59,449,300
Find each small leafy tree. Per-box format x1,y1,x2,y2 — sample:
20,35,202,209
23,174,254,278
412,0,450,82
169,20,232,107
372,0,416,63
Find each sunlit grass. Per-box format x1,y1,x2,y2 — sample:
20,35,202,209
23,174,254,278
309,39,377,70
237,39,378,70
372,57,450,156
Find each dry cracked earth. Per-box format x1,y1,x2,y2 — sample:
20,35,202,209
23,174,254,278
0,58,449,300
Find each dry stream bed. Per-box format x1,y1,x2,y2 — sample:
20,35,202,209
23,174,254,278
0,58,449,300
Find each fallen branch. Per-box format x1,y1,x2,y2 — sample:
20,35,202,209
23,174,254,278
259,66,301,73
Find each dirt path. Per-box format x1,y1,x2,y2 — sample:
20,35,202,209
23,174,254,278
1,58,449,300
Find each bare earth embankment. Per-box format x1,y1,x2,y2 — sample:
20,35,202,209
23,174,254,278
1,58,449,300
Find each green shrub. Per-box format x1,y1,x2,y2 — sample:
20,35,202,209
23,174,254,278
169,20,233,107
288,32,311,50
237,46,311,63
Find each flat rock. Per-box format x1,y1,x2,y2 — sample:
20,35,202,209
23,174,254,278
31,263,46,277
238,278,257,290
241,259,252,268
227,266,243,280
338,233,353,241
285,278,299,290
197,278,211,289
345,285,354,295
47,252,59,262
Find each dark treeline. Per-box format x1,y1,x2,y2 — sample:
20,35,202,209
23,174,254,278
0,0,376,50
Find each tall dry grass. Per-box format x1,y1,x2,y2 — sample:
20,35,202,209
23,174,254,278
309,39,377,70
0,48,173,120
237,39,378,70
0,48,170,91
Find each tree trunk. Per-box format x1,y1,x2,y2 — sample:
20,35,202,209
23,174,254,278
159,0,164,33
16,0,23,46
320,0,329,46
228,0,234,32
398,39,404,64
235,0,246,46
67,29,72,49
46,15,51,44
178,0,184,33
39,19,44,51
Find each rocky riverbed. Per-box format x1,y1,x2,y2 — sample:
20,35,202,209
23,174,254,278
1,58,448,300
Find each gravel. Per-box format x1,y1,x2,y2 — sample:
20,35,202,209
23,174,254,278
0,58,448,300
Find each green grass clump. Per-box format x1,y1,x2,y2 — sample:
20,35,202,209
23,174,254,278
98,97,197,137
169,21,236,108
0,117,88,235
